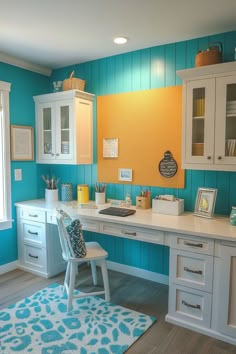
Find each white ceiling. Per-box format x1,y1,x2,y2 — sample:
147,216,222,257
1,0,236,71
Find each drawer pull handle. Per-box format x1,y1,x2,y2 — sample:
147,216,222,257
122,230,137,236
184,241,203,248
28,214,38,218
182,300,201,310
184,266,203,275
28,253,39,259
28,230,38,236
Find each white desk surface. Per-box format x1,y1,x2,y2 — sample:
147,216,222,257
15,199,236,242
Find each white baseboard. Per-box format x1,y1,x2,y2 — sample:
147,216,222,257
107,260,169,285
0,261,18,275
0,260,169,286
165,314,236,346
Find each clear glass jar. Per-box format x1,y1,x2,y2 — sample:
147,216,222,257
230,206,236,225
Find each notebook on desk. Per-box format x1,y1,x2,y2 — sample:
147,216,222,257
99,207,136,217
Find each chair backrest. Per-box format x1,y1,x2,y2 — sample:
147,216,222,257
56,213,74,260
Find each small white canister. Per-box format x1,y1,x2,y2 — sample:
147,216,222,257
45,189,58,203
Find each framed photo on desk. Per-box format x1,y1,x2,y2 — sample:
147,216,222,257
194,188,217,218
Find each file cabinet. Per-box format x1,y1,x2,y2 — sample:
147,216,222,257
16,206,66,278
168,233,214,329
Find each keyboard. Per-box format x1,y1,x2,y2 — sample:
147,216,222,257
99,207,136,217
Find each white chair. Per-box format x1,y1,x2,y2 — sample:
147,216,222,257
56,213,110,312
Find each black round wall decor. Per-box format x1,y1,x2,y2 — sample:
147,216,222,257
158,150,178,178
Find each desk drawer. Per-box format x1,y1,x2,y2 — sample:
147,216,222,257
170,249,213,292
79,218,100,233
22,244,46,272
169,233,214,255
168,284,212,328
22,221,46,247
100,222,164,245
20,208,46,223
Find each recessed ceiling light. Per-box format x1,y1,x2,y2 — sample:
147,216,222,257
113,37,128,44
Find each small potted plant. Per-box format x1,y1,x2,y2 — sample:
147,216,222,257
42,175,60,203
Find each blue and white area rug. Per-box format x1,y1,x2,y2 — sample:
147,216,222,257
0,283,156,353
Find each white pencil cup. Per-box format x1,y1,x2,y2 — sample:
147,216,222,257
45,189,58,203
95,192,105,205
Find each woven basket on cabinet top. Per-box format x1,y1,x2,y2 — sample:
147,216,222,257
62,71,85,91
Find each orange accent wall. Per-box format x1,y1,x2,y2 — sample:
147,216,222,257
97,86,184,188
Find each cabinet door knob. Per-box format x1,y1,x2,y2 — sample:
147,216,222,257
207,156,211,160
218,156,222,160
51,153,55,156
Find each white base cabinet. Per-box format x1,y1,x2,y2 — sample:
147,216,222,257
167,234,236,345
16,206,66,278
212,241,236,340
168,234,214,330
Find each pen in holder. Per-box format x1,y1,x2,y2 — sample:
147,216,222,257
95,182,106,205
136,189,151,209
136,196,151,209
95,192,105,205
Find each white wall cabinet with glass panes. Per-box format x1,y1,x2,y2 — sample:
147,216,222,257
34,90,94,164
177,61,236,171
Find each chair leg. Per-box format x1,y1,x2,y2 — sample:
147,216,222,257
67,262,76,312
91,260,98,285
64,262,70,292
101,260,110,302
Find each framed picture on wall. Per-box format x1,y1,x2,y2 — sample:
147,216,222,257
194,188,217,218
11,125,34,161
118,168,132,182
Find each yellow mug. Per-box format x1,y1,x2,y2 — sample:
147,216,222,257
77,184,89,203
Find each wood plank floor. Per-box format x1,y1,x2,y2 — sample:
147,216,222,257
1,267,236,354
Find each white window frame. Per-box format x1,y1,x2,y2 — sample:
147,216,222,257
0,80,12,230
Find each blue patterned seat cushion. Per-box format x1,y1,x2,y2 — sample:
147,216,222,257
66,219,87,258
58,209,87,258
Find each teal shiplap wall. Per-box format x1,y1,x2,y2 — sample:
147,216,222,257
37,31,236,277
1,31,236,274
0,62,50,266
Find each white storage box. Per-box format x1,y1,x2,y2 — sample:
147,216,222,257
152,199,184,216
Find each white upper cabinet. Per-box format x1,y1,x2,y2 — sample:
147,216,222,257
177,61,236,171
34,89,94,165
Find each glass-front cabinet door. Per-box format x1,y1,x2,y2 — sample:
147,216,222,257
39,102,56,161
55,100,73,160
185,79,215,164
215,75,236,165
